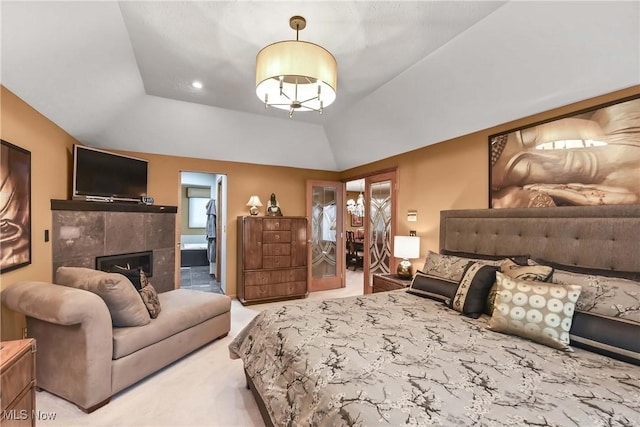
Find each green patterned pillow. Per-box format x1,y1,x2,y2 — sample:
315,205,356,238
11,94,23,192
487,272,581,351
485,259,553,315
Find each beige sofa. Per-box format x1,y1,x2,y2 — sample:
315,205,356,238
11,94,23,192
1,269,231,413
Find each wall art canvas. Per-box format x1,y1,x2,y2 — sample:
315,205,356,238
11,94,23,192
351,213,363,227
489,95,640,208
1,140,31,272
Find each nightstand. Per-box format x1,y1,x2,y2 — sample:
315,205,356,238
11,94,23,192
372,274,412,293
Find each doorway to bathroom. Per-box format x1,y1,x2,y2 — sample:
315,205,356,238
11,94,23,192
179,171,227,294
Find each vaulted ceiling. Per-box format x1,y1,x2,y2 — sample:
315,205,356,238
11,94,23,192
2,1,638,171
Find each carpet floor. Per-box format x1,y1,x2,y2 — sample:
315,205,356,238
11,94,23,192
35,270,365,426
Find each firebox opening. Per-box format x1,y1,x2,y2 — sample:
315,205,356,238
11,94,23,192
96,251,153,277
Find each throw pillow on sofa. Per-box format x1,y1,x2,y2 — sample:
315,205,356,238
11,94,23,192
110,265,146,290
138,270,161,319
56,266,151,327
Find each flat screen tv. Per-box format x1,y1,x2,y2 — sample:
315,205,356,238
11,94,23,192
73,145,148,202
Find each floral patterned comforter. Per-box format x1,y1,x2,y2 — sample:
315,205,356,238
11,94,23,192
229,291,640,426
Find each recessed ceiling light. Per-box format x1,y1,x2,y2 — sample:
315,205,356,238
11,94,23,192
191,81,203,89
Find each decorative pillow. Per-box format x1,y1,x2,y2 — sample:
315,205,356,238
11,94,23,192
449,262,499,319
110,265,145,290
551,269,640,324
422,250,503,283
570,311,640,366
406,270,458,302
487,272,581,351
485,259,554,315
139,282,161,319
56,266,151,327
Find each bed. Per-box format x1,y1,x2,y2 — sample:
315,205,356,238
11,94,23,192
229,205,640,426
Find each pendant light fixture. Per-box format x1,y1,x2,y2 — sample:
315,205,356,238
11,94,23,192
347,181,365,218
256,16,337,118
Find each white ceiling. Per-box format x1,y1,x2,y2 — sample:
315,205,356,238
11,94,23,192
2,1,638,172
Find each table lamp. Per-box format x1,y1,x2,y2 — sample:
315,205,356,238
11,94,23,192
394,235,420,279
246,195,263,216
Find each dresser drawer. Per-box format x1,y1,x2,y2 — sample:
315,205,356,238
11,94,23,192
263,256,291,269
263,218,291,231
244,281,307,300
1,386,34,426
0,345,34,412
263,231,291,243
262,243,291,256
245,268,306,286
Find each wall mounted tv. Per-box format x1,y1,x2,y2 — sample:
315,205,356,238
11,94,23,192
73,145,148,202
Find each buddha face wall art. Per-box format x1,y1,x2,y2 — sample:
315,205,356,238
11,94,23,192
489,95,640,209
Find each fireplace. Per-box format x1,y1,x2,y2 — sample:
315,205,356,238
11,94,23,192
96,251,153,277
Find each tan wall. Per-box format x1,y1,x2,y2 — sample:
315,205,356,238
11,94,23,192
1,86,77,339
339,85,640,273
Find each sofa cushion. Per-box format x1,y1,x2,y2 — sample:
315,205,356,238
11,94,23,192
112,289,231,359
56,266,150,327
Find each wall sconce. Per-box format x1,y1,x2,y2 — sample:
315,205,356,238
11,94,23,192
394,235,420,279
407,211,417,222
246,195,263,216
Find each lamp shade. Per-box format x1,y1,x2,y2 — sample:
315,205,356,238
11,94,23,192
256,40,337,112
246,195,263,207
393,236,420,259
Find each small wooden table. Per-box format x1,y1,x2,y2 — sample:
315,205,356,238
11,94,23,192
372,274,412,293
1,339,37,427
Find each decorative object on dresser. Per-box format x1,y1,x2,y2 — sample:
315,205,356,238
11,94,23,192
372,273,412,293
393,235,420,279
237,216,307,304
265,193,283,216
0,338,36,427
246,195,262,216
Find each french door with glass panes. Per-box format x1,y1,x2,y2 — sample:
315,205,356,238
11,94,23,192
364,171,397,294
306,180,344,292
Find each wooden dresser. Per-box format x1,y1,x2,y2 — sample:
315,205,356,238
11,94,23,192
237,216,308,305
0,339,36,426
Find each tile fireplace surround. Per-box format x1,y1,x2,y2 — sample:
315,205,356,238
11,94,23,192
51,200,177,293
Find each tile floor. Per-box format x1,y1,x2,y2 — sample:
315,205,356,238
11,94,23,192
180,265,224,294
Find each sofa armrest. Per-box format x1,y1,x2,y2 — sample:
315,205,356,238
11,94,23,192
2,281,110,326
1,281,113,412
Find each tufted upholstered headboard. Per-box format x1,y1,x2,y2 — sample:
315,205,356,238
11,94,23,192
439,205,640,275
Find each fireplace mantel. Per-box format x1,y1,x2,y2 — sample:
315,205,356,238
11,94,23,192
51,199,177,213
